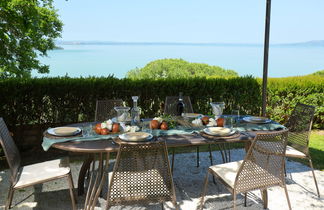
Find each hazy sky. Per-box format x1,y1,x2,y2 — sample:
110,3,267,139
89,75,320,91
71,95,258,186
54,0,324,44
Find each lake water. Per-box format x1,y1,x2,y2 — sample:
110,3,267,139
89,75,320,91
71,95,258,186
35,44,324,78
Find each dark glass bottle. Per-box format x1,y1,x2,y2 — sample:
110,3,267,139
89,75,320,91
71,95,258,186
176,92,185,116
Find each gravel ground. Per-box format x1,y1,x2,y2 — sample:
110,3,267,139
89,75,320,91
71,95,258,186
1,149,323,210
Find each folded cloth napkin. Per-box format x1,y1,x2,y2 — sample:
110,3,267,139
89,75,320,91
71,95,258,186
42,130,119,151
142,127,199,137
234,120,285,132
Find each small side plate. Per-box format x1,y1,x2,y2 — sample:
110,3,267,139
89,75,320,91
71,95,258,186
243,116,271,124
119,132,153,142
47,127,81,136
203,127,236,137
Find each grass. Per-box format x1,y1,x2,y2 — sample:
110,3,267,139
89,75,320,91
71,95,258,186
286,130,324,171
308,131,324,170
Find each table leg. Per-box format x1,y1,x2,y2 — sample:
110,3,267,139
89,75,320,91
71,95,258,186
171,148,175,174
84,153,110,210
78,155,94,196
261,189,268,209
196,146,200,167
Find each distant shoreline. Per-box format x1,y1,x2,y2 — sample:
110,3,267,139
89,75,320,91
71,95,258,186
55,40,324,47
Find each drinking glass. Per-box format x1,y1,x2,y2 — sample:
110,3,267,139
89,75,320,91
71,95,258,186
210,102,225,119
224,116,233,129
114,106,130,123
231,110,240,127
83,124,93,137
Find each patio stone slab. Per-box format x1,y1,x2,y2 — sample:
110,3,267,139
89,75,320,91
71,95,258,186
0,149,323,209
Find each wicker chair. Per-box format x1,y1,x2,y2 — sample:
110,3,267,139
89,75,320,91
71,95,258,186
200,130,291,210
0,118,76,210
95,99,123,122
284,103,320,197
164,96,205,170
106,140,178,209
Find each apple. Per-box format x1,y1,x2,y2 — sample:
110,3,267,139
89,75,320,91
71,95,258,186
160,121,168,130
150,120,160,129
95,126,102,134
201,116,210,125
100,128,109,135
217,118,225,127
112,123,120,133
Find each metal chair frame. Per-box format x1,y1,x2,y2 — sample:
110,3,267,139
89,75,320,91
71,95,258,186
94,99,123,122
200,130,291,210
106,140,178,210
284,102,320,197
164,96,206,169
0,118,76,210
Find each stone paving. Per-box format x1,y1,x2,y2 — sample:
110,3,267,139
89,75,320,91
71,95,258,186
1,149,323,210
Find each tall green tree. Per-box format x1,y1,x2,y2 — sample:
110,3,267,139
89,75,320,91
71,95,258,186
0,0,63,78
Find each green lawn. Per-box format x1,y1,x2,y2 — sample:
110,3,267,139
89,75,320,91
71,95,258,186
308,131,324,170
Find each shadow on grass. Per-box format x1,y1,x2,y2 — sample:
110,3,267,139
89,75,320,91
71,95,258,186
287,147,324,172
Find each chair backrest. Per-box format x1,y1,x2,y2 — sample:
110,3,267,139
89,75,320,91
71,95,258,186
285,103,315,154
234,130,288,194
95,99,123,122
164,96,194,115
107,141,175,206
0,118,21,185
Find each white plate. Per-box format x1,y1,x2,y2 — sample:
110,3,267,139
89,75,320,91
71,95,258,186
182,113,202,118
119,132,153,142
203,127,236,136
243,116,271,124
112,117,132,123
47,127,81,136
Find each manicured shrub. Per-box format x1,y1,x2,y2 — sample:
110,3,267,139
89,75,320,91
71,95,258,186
0,75,322,128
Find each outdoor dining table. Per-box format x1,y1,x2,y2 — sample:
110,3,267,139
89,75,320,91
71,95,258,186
42,116,285,209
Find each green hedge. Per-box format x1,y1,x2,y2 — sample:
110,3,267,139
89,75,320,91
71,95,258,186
0,76,261,126
0,76,322,129
265,76,324,129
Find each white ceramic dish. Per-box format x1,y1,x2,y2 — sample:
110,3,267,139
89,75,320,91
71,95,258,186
47,127,81,136
182,113,202,118
119,132,153,142
112,117,132,123
203,127,235,136
243,116,271,124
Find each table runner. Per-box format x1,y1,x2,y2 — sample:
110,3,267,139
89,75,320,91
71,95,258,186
42,117,285,151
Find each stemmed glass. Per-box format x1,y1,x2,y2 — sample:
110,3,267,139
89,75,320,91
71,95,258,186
210,102,225,119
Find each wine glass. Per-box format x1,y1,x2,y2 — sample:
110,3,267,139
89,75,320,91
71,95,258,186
210,102,225,119
114,106,130,123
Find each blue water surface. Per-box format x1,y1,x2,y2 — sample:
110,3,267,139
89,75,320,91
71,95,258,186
34,44,324,78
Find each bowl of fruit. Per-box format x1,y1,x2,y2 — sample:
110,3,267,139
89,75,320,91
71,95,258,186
150,117,169,130
94,119,120,135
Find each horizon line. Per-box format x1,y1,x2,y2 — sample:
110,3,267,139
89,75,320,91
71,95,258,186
55,40,324,46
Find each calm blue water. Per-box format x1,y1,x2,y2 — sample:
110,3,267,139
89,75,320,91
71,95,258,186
34,44,324,78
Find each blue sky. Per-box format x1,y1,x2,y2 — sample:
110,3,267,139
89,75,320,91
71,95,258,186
54,0,324,44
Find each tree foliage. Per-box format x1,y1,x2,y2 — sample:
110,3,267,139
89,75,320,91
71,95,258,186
0,0,63,78
310,70,324,77
126,58,238,79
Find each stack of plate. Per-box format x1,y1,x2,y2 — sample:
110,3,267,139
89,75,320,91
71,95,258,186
182,113,202,118
47,127,81,136
119,132,153,142
203,127,235,137
243,116,271,124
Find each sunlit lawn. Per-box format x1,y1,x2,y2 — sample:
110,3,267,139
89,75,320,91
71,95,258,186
308,131,324,170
